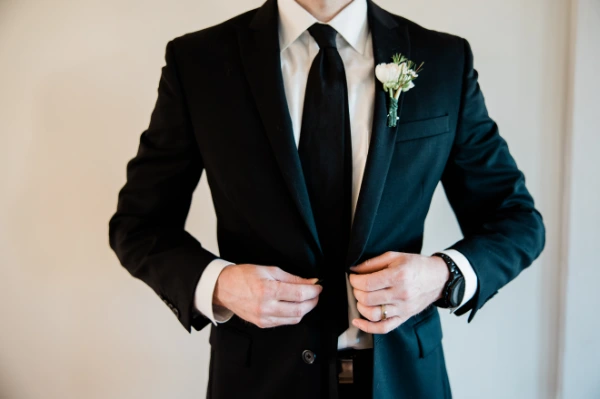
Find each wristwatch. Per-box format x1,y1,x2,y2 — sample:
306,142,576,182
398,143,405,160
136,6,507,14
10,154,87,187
432,252,465,309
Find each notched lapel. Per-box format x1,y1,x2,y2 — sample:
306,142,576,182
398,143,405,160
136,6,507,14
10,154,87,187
346,1,411,267
236,0,323,257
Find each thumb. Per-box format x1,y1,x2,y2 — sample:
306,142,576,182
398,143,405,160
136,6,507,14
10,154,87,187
350,251,400,274
269,267,319,285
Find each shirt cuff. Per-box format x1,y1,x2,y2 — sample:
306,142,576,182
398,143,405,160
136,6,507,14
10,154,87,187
438,249,478,311
194,258,235,326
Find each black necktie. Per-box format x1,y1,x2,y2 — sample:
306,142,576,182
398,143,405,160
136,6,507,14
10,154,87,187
298,23,352,341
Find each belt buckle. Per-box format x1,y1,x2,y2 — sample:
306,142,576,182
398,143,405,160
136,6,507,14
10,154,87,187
338,358,354,384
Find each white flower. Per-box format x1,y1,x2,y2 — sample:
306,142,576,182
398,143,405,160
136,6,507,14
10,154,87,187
375,63,401,89
402,80,415,92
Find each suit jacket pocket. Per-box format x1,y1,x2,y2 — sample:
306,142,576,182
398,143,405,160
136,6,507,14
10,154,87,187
396,114,450,142
413,307,443,358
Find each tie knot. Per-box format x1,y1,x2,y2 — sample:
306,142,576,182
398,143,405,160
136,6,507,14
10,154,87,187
308,23,338,49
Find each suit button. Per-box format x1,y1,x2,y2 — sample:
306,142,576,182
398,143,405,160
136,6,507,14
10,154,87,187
172,308,180,317
302,350,315,365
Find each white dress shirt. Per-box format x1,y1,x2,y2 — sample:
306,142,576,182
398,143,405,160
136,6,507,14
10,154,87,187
194,0,478,350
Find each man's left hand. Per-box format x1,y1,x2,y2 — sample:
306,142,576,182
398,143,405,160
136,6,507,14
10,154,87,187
348,251,449,334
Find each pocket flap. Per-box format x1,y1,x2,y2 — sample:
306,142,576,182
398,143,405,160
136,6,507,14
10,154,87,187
413,308,443,358
396,114,450,142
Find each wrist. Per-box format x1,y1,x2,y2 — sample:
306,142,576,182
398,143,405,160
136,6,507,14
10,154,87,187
213,263,236,308
431,255,450,301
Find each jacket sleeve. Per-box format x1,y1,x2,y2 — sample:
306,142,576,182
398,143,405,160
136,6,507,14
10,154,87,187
109,39,214,333
441,38,546,322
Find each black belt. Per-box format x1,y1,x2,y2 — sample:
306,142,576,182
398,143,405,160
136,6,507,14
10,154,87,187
336,348,374,399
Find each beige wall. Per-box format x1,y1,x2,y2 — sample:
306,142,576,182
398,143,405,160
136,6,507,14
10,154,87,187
0,0,592,398
560,0,600,397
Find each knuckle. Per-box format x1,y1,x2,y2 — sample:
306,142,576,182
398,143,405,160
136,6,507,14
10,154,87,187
267,266,279,274
263,283,275,298
292,289,303,302
395,268,407,282
399,288,410,300
272,281,282,297
253,303,264,317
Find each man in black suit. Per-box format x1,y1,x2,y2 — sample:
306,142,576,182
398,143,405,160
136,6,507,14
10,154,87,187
109,0,545,397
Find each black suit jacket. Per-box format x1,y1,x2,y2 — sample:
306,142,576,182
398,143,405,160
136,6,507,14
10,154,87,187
109,1,545,397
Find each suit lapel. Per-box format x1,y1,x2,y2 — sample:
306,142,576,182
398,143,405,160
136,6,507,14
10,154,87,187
236,0,410,266
345,1,410,267
237,0,323,257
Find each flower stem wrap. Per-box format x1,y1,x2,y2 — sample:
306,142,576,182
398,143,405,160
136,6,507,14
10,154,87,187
387,96,399,127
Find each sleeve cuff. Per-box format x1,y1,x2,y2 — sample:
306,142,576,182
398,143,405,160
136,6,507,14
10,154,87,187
194,258,235,326
438,249,478,312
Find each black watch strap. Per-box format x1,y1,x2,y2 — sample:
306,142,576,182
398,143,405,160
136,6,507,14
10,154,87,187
432,252,465,309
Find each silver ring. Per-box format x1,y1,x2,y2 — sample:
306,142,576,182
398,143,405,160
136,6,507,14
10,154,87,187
381,304,388,321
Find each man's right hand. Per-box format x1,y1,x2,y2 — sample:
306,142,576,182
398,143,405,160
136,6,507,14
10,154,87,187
213,264,322,328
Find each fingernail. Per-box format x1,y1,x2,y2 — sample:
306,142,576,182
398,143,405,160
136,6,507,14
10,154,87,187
308,278,319,284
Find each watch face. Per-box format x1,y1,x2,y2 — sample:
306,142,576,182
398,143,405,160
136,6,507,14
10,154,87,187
449,278,466,307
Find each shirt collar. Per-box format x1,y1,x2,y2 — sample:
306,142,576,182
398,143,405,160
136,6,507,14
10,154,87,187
277,0,369,55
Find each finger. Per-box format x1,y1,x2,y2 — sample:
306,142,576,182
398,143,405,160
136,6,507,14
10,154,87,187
273,281,322,302
269,267,319,285
350,251,401,274
254,316,305,329
353,287,393,307
269,296,319,318
349,268,393,291
352,316,405,334
356,301,397,322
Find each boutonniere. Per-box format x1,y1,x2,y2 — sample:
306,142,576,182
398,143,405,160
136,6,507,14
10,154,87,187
375,54,424,127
